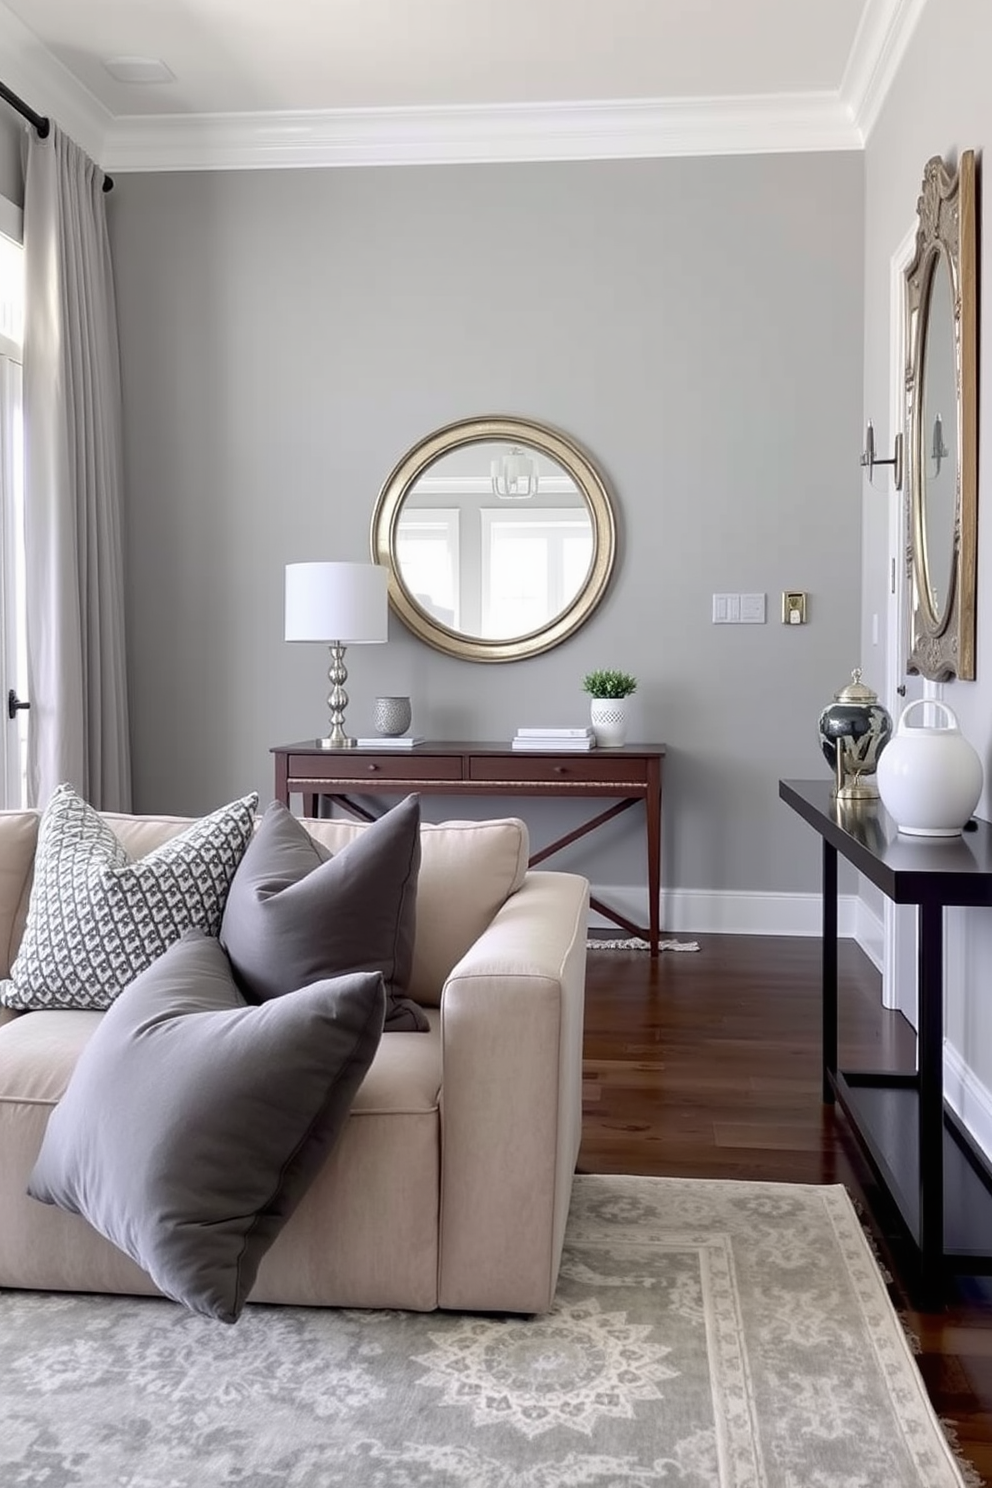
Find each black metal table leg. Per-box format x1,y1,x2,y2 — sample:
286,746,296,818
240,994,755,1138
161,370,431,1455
822,839,838,1104
917,897,945,1303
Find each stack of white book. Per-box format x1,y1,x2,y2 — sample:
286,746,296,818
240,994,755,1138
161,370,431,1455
354,736,426,749
511,727,595,751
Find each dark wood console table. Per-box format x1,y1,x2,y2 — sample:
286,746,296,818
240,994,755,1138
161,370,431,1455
780,777,992,1302
273,740,666,954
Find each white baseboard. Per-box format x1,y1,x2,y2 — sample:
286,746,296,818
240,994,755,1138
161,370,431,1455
588,885,865,940
944,1043,992,1168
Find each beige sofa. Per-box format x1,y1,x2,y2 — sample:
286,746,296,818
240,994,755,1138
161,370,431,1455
0,807,589,1315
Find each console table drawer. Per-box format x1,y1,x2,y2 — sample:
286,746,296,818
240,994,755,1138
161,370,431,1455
287,754,463,783
469,755,648,785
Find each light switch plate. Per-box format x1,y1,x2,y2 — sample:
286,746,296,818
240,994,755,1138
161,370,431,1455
712,593,740,623
740,592,766,623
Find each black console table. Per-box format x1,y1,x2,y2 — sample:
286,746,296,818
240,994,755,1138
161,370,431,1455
780,778,992,1303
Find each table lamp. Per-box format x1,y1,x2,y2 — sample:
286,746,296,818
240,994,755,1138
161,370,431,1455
285,561,388,748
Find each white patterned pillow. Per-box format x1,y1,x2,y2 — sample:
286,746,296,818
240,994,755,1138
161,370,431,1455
0,785,258,1011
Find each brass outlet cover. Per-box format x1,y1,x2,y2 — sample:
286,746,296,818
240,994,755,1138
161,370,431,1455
782,591,807,625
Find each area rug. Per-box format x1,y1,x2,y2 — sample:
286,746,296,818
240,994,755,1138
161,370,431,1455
0,1175,970,1488
587,936,700,951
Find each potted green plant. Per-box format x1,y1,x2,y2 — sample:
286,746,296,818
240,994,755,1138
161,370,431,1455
581,670,638,747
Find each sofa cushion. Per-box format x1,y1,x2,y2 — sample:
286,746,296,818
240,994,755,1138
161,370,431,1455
0,785,257,1012
220,795,426,1031
27,930,385,1323
305,815,530,1006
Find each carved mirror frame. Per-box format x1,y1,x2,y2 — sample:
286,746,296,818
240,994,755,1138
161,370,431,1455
370,415,617,662
904,149,978,681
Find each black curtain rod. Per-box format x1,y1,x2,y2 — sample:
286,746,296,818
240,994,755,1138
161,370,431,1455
0,79,113,192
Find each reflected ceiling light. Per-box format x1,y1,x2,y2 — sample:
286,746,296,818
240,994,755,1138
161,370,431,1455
491,446,539,500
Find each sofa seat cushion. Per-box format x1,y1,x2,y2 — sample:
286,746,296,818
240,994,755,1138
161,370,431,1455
0,786,258,1012
0,1005,441,1115
26,932,386,1323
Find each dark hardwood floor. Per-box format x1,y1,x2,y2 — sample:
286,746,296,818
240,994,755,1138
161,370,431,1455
580,932,992,1486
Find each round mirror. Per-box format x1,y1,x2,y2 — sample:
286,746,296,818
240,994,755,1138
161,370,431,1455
917,246,958,627
370,416,617,661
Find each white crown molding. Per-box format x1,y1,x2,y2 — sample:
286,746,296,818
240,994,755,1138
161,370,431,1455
0,0,925,174
0,3,111,163
102,93,862,175
841,0,930,141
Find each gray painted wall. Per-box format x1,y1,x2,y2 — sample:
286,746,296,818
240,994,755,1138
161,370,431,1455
864,0,992,1103
0,112,23,207
109,151,864,911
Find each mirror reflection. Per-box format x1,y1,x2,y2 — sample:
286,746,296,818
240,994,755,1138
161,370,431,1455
919,249,957,622
371,416,617,663
395,442,593,641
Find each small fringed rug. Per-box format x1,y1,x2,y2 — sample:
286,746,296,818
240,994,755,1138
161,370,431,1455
587,936,700,951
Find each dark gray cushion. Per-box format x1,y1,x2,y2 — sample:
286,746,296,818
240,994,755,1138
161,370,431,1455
220,794,427,1032
27,930,385,1323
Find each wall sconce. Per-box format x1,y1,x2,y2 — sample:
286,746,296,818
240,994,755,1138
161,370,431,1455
491,446,539,500
930,413,949,476
285,561,388,748
860,422,902,488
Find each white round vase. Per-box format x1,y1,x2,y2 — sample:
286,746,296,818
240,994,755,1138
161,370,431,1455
876,698,983,837
590,698,629,748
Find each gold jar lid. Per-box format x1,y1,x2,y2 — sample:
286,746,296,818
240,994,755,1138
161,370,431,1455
833,668,878,705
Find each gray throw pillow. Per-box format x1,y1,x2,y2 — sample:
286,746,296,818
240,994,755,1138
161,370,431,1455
220,794,427,1032
27,930,385,1323
0,784,258,1011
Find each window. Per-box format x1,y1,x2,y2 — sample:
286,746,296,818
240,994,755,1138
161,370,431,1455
0,203,26,808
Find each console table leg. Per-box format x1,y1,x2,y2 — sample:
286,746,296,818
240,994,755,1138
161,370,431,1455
822,840,838,1104
917,899,945,1304
646,758,662,957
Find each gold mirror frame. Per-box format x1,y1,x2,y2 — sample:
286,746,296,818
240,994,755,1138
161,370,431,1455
370,415,617,662
904,150,978,681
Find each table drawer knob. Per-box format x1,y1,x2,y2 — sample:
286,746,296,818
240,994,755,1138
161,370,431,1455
367,763,379,773
554,765,567,774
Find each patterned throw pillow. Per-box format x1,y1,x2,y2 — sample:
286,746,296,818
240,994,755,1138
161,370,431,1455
0,784,258,1011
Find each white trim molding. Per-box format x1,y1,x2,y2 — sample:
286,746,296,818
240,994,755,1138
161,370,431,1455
944,1042,992,1166
588,886,867,942
101,93,862,176
842,0,931,142
0,0,929,175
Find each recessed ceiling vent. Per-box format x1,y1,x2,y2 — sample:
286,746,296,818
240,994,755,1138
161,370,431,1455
102,57,175,85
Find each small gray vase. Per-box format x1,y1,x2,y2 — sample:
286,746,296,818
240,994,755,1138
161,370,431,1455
373,696,412,737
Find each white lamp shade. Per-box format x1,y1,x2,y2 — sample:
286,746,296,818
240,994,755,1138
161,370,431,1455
285,562,388,644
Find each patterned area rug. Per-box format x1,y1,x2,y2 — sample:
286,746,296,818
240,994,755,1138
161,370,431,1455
0,1175,969,1487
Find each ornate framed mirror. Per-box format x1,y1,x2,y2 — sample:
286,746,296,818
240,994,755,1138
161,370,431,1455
904,149,978,681
370,415,617,661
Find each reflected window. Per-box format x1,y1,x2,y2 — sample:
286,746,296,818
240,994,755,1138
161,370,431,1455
394,508,459,628
481,509,593,639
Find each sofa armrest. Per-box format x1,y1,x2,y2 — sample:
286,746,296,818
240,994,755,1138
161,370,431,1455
437,869,589,1314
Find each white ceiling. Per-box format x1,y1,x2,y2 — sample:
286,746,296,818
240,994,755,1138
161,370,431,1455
0,0,927,173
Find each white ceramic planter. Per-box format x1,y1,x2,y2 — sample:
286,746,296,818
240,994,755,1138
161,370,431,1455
590,698,629,748
876,698,983,836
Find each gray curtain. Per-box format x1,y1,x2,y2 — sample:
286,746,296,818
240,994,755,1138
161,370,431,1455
22,123,131,811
